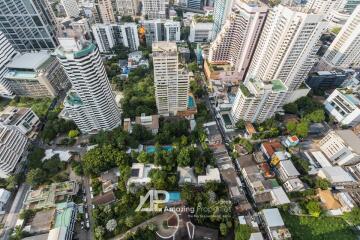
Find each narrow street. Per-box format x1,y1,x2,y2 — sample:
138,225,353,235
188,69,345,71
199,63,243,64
2,184,30,240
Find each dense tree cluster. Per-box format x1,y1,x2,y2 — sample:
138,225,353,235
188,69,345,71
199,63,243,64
26,148,68,187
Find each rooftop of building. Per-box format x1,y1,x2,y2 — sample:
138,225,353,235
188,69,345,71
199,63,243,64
336,88,360,107
278,160,300,176
334,129,360,154
152,42,178,53
204,121,221,138
0,106,32,125
135,114,159,130
318,166,355,184
261,208,285,228
193,14,214,23
54,202,76,228
56,38,96,59
7,52,51,71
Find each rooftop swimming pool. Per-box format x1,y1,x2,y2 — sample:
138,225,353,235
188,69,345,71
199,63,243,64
188,96,196,108
146,145,173,153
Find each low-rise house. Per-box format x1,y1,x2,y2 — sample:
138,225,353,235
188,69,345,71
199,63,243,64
336,192,356,212
261,141,282,160
123,118,132,133
270,187,290,206
127,163,161,189
198,165,221,185
92,191,116,205
0,106,40,136
283,178,305,192
260,208,291,240
204,122,222,146
319,130,360,166
218,162,245,202
276,160,300,182
177,167,197,185
99,168,120,193
282,135,299,148
135,114,159,134
318,166,355,185
270,151,291,166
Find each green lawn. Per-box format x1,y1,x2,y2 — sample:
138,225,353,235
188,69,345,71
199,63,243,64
281,211,357,240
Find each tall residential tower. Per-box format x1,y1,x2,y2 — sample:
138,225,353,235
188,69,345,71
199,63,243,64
153,42,189,116
231,5,327,123
322,5,360,69
0,0,59,51
56,38,121,133
209,0,268,82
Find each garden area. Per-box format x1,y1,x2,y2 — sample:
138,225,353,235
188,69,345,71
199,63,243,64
281,210,358,240
8,96,53,118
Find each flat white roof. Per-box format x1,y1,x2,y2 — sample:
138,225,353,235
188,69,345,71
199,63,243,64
279,160,300,176
311,151,332,168
7,52,50,70
262,208,285,228
271,187,290,205
42,149,72,162
319,166,355,183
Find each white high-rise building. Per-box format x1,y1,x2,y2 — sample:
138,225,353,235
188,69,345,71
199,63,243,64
305,0,343,17
246,5,327,92
322,5,360,69
61,0,81,18
189,16,213,43
211,0,234,40
116,0,139,16
153,42,189,116
231,80,288,123
0,124,28,178
231,5,327,122
164,21,181,42
120,23,140,51
142,20,180,46
92,23,139,52
208,0,268,81
142,0,168,19
0,32,18,98
55,38,121,133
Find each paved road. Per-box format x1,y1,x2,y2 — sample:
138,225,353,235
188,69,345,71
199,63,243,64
2,183,30,240
82,176,94,240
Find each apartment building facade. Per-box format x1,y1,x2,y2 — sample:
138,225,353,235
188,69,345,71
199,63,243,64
55,38,121,133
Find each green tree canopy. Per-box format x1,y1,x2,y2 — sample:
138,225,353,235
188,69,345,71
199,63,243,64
306,200,321,217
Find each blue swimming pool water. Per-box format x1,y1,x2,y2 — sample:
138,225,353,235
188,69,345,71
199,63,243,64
145,145,173,153
188,96,195,108
168,192,181,202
